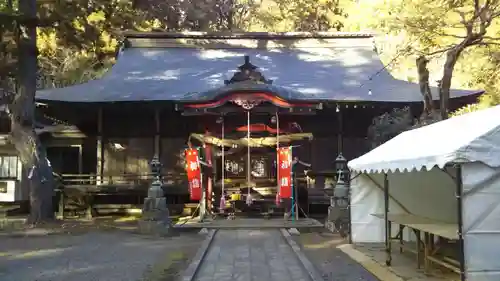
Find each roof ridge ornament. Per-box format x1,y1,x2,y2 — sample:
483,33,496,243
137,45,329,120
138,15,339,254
224,55,273,85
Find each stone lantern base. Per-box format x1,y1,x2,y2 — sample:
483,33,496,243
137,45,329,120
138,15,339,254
325,205,336,232
138,180,171,236
325,204,349,234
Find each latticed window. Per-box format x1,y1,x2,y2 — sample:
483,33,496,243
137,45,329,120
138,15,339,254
0,155,19,179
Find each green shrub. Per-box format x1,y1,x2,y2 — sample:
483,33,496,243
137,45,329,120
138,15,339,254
367,107,442,148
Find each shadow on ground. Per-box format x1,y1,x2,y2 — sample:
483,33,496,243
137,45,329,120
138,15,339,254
354,243,459,281
0,216,204,281
292,231,381,281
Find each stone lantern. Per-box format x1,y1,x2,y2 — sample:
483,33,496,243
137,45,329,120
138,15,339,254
325,153,351,238
138,155,171,236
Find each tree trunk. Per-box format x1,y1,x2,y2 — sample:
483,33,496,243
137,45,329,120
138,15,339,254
416,55,434,115
227,0,234,30
439,48,461,120
14,0,55,225
10,121,55,224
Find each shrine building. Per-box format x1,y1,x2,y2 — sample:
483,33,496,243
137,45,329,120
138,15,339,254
1,32,480,215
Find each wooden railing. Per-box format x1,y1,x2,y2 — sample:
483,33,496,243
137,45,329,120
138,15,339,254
58,173,187,187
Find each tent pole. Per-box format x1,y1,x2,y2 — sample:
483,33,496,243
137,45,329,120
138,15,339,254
199,147,205,221
276,112,280,151
276,112,280,204
247,110,251,202
455,165,465,281
384,173,392,266
291,146,296,221
221,117,225,203
294,152,299,221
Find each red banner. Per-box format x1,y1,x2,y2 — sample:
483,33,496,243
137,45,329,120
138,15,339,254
185,148,202,201
278,147,292,198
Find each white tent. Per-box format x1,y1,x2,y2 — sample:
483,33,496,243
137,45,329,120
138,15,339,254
348,105,500,281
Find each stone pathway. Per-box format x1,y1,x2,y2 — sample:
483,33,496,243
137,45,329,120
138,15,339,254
194,229,310,281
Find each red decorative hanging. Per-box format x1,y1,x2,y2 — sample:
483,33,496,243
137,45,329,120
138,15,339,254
185,148,202,201
278,147,292,198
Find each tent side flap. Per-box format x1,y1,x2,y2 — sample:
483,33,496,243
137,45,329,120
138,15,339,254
462,163,500,276
350,168,457,243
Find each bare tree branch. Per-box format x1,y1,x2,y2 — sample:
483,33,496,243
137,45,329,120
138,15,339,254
401,19,468,39
418,45,457,56
476,41,500,46
483,35,500,40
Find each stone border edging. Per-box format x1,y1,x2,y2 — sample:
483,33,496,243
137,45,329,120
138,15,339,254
181,228,217,281
280,228,324,281
337,244,404,281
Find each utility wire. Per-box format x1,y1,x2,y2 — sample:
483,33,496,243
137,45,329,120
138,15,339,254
358,32,427,90
359,5,455,89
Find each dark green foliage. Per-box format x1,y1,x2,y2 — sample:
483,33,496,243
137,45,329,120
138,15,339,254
367,107,414,148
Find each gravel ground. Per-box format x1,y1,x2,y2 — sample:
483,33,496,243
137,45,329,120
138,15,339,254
292,231,380,281
0,230,204,281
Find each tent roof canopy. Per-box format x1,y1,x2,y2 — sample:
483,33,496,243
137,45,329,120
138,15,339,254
348,105,500,174
36,32,481,103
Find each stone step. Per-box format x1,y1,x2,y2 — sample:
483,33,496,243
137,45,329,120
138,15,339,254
0,216,27,230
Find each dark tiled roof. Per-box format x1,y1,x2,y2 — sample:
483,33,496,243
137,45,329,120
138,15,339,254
36,32,481,103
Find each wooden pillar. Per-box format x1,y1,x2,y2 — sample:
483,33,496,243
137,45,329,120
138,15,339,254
77,144,83,175
97,107,104,185
154,108,160,157
337,105,343,154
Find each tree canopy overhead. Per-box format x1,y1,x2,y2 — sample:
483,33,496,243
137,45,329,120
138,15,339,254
344,0,500,113
346,0,500,145
9,0,495,110
3,0,499,107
